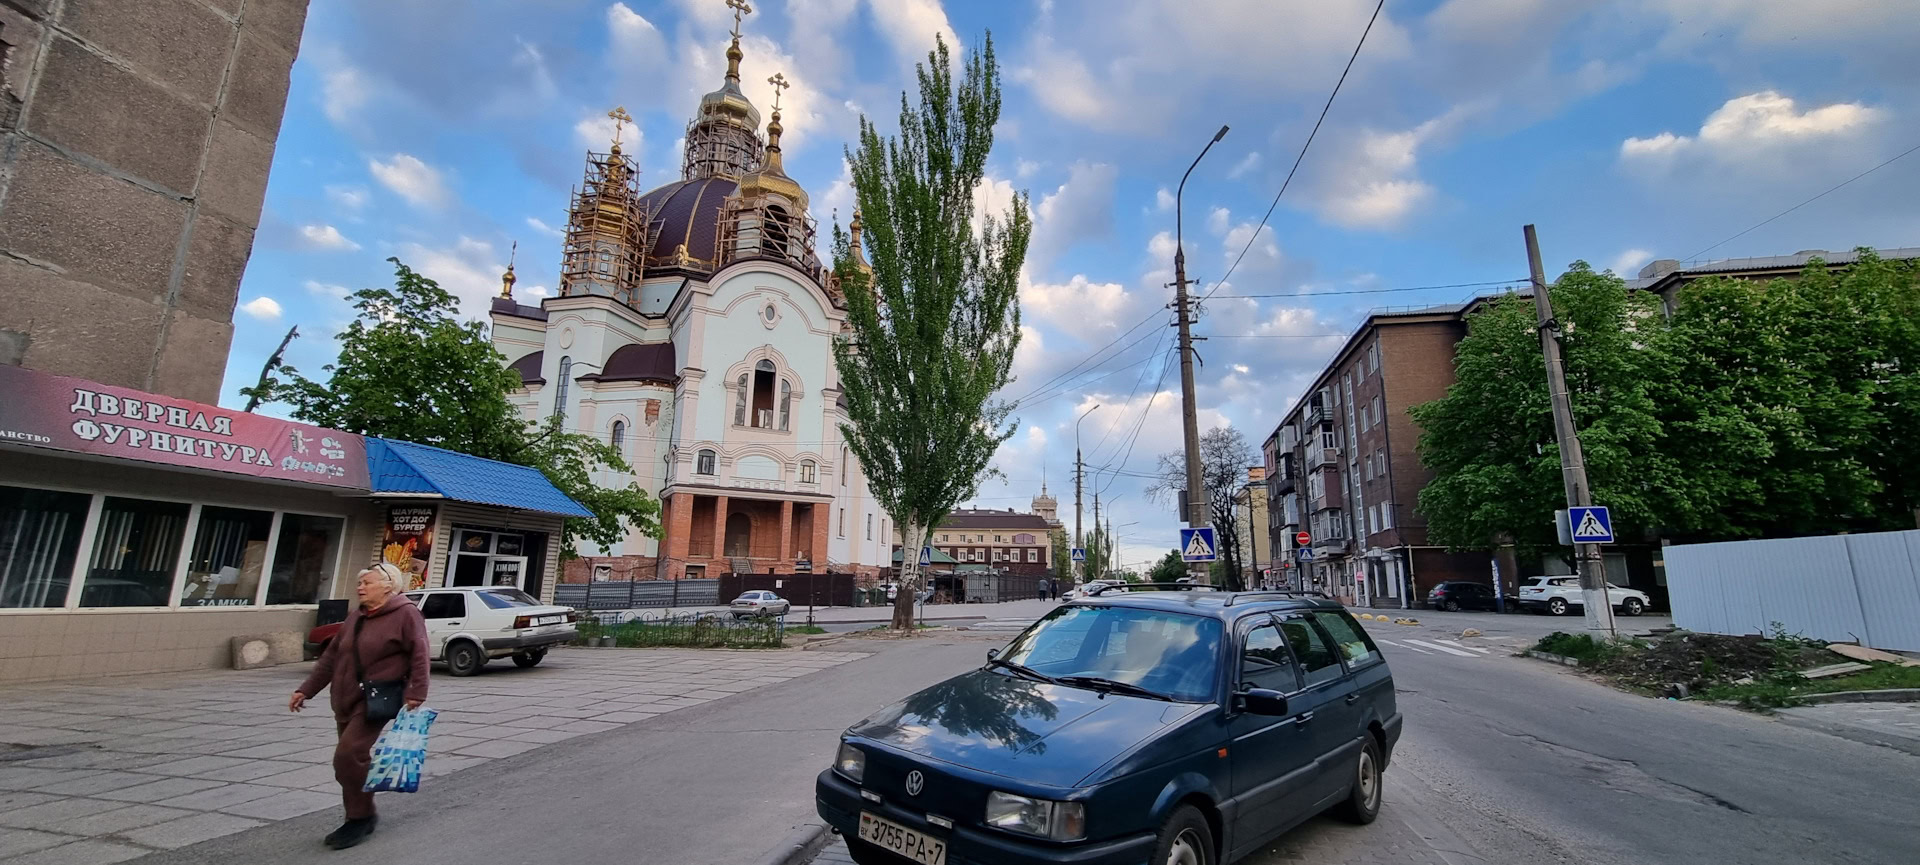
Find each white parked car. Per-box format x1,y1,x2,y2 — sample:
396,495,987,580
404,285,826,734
405,587,579,676
1516,577,1650,617
730,590,792,619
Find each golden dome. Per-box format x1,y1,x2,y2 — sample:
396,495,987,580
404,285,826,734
696,36,761,131
735,105,805,209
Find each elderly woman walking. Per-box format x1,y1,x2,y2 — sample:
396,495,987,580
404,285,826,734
289,563,429,850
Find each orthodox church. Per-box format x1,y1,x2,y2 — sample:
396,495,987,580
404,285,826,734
489,7,893,582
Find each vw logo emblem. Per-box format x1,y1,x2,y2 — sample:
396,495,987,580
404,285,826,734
904,770,925,796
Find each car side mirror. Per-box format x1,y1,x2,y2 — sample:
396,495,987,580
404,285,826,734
986,648,1000,661
1239,688,1289,716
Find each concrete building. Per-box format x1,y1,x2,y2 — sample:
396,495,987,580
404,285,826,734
1629,247,1920,314
0,0,310,403
925,505,1058,578
1233,465,1269,587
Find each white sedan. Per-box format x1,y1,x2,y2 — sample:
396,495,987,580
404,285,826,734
405,587,579,676
730,590,792,618
1516,577,1651,616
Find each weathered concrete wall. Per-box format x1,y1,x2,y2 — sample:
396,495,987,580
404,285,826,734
0,0,311,402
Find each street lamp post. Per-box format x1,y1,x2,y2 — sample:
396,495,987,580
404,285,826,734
1174,125,1229,584
1074,404,1100,584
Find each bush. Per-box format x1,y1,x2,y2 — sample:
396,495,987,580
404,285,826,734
576,612,785,648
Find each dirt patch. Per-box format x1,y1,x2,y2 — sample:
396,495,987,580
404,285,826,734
1591,632,1828,692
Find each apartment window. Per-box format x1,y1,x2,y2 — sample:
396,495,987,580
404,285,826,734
1372,396,1383,428
866,513,873,540
1381,501,1394,530
992,548,1002,562
1027,548,1039,562
1364,455,1374,481
696,449,716,475
994,535,1003,543
1359,404,1370,433
940,534,949,543
1368,340,1380,374
799,460,816,484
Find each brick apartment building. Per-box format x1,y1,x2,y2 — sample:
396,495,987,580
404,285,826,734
924,507,1058,577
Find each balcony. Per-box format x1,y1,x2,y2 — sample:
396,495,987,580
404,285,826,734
1308,446,1339,467
1272,474,1296,496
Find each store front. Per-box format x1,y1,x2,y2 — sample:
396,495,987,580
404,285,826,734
0,366,590,684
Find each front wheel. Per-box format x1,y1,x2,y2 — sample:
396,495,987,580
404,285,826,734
512,649,546,668
1547,598,1570,616
1621,597,1646,616
446,640,485,676
1332,736,1384,824
1442,599,1461,612
1150,805,1214,865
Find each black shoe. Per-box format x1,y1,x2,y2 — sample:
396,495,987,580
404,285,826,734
326,816,377,850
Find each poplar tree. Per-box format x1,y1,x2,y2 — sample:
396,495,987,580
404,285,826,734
832,33,1030,629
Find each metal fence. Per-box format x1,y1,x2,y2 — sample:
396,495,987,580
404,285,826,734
553,578,721,611
1664,529,1920,651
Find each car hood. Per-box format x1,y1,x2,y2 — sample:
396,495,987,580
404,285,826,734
849,669,1207,788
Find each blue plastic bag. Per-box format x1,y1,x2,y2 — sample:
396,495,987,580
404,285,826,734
363,706,438,793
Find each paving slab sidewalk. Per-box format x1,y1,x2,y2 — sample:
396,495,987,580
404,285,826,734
0,647,863,864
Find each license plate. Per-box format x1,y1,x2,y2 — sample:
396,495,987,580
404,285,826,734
533,615,564,626
858,812,946,865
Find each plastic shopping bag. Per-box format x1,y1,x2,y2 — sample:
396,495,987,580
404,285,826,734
363,706,438,793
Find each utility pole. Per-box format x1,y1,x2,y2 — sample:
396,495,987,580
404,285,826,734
1074,404,1099,584
1525,225,1617,637
1175,125,1228,584
1092,490,1101,581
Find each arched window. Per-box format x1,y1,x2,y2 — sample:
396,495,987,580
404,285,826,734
752,359,776,428
778,379,791,431
610,420,626,451
799,460,816,484
696,449,716,475
553,356,571,417
734,373,748,426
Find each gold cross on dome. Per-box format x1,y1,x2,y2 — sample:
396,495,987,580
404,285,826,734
607,106,633,146
726,0,753,39
767,72,789,112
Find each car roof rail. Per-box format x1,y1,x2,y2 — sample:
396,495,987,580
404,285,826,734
1222,590,1333,606
1085,581,1226,596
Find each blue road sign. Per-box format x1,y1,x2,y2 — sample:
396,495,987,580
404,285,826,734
1179,527,1218,563
1295,546,1315,562
1070,548,1087,562
1568,506,1615,543
919,547,932,566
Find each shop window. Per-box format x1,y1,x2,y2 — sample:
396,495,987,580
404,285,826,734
697,449,717,475
266,513,345,605
0,485,92,609
82,497,190,607
800,460,816,484
180,506,273,606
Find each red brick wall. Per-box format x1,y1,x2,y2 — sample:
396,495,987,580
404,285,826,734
1377,320,1467,549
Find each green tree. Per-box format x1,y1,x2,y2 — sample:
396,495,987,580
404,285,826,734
1146,549,1185,582
831,34,1029,628
1082,520,1118,581
1411,264,1673,565
243,258,659,558
1049,527,1073,584
1147,426,1256,590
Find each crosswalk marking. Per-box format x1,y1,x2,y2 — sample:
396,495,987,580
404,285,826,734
1377,638,1432,655
1435,639,1492,654
1404,639,1477,657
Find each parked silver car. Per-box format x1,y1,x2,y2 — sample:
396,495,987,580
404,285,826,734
731,590,792,619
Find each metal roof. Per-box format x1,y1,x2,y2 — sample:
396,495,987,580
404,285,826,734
366,438,593,518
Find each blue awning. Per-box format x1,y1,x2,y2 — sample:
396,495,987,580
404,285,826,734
366,438,593,519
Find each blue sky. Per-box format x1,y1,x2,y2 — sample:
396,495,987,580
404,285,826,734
226,0,1920,570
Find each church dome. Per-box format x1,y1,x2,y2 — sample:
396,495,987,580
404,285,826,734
636,176,738,271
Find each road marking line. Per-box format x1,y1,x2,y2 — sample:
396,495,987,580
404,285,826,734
1405,639,1476,657
1375,638,1402,647
1383,639,1432,655
1435,639,1492,654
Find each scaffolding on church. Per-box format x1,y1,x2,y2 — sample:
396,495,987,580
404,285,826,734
682,119,763,182
560,147,650,304
715,192,826,285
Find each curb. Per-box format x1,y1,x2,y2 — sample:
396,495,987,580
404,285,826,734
1526,650,1582,667
756,823,832,865
1793,688,1920,705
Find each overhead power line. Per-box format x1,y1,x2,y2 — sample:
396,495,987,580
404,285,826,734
1207,279,1528,300
1682,140,1920,263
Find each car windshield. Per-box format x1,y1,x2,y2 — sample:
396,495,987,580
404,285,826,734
477,589,540,609
997,605,1222,702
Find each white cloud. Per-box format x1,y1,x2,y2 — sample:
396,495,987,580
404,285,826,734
320,60,369,126
1609,248,1654,276
304,280,350,300
299,224,360,251
368,153,451,209
1206,207,1230,236
1021,273,1133,333
1032,161,1117,264
239,296,282,321
1226,151,1262,179
324,184,368,211
1015,159,1041,180
864,0,960,66
1621,91,1883,164
1308,121,1446,230
526,217,566,239
396,236,509,319
1154,187,1175,212
1221,220,1281,273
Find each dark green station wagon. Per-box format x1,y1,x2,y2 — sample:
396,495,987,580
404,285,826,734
816,584,1402,865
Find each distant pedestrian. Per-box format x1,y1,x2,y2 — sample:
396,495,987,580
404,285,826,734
1038,578,1051,601
290,563,429,850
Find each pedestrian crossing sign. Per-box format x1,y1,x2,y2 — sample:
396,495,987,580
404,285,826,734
1180,527,1218,563
1071,548,1086,562
1568,506,1614,543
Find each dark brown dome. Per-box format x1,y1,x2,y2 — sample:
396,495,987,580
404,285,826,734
638,176,738,272
579,342,677,385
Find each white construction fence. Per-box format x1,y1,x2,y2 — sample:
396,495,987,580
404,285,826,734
1664,529,1920,652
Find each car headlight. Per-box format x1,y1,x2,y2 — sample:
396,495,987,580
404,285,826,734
985,791,1086,841
835,743,866,783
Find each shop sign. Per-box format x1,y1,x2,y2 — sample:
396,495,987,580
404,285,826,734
0,365,368,489
383,505,439,591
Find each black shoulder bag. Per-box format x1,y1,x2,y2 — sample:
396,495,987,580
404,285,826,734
351,614,407,723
